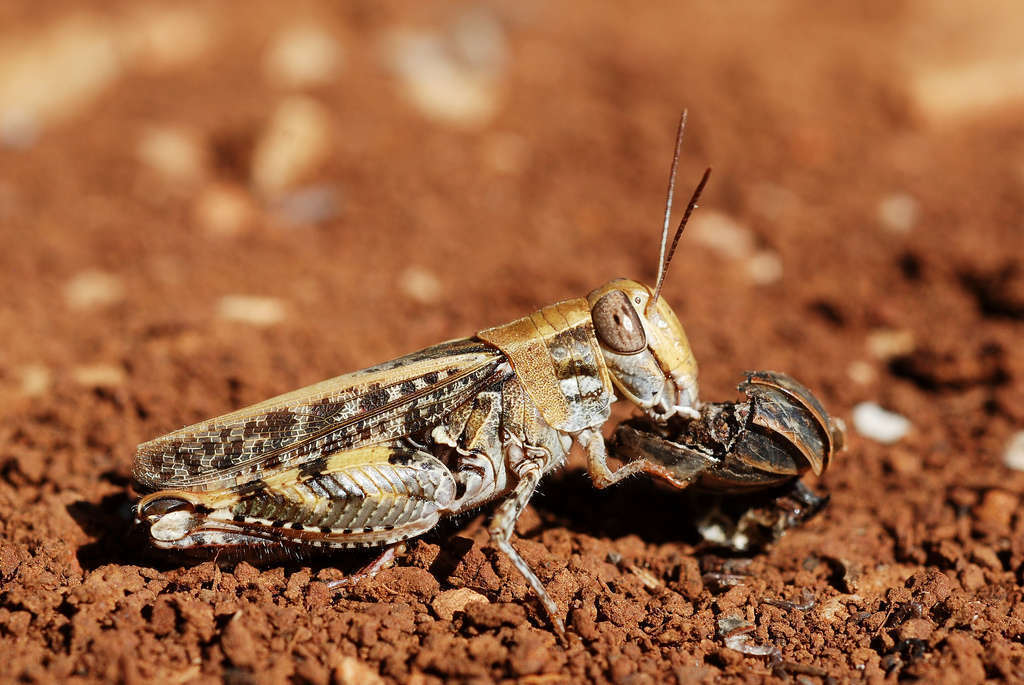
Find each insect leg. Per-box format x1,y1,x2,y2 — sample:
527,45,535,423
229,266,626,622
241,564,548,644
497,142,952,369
487,459,566,642
326,542,405,590
579,427,696,490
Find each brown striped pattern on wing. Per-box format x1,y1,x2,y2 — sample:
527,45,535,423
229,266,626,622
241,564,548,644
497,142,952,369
132,339,508,492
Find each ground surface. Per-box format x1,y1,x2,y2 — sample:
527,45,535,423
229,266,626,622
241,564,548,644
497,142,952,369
1,1,1023,683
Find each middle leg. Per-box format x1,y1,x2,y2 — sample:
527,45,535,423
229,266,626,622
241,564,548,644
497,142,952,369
487,457,566,642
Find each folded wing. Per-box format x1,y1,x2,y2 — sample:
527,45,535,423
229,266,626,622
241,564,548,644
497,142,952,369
133,338,507,492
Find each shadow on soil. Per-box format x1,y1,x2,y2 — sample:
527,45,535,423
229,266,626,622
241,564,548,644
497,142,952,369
65,467,812,577
67,492,148,570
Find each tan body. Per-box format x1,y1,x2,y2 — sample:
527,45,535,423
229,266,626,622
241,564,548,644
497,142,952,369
135,282,701,640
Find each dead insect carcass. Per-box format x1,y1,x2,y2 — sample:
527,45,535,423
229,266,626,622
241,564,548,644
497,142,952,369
611,371,845,549
613,370,844,491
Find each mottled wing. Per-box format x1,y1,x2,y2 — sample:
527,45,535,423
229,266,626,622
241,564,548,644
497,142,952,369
133,338,508,492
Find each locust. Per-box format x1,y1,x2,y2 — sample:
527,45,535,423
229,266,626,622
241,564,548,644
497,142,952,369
133,113,713,641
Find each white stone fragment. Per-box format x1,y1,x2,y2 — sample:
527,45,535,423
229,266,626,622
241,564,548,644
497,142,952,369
333,656,385,685
0,9,213,146
818,595,853,622
852,402,911,444
218,295,286,326
846,360,876,386
17,364,52,397
746,250,783,285
384,11,506,128
251,96,332,197
137,125,206,183
399,266,443,305
877,193,919,234
866,328,915,360
910,56,1024,123
0,15,120,146
688,210,755,259
65,270,125,309
718,616,778,657
194,183,252,237
117,6,213,70
72,364,126,387
1003,431,1024,472
264,24,343,88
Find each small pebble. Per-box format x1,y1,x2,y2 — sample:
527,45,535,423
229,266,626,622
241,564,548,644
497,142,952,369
887,447,921,475
959,565,986,593
264,24,343,88
0,16,120,146
72,364,126,387
137,125,206,183
974,489,1018,532
217,295,286,326
746,250,783,285
718,616,776,657
64,270,125,309
117,6,213,70
877,193,919,234
431,587,489,621
688,210,754,259
384,25,502,128
818,595,850,622
194,183,252,236
333,655,385,685
866,328,915,359
852,402,911,444
1003,431,1024,471
17,364,52,397
251,96,332,196
910,56,1024,123
399,266,443,305
847,360,876,385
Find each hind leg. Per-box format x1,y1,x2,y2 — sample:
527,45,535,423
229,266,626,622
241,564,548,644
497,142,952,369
326,542,406,590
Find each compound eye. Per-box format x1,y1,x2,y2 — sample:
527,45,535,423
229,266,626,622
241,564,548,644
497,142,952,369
592,290,647,354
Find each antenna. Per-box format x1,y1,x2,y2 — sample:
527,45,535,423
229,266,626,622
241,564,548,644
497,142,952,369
650,166,712,309
652,111,687,303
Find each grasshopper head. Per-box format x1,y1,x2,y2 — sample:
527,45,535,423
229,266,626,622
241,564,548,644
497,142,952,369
588,278,699,420
589,114,711,422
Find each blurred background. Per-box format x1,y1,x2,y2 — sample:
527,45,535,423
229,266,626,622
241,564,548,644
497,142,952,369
1,1,1022,681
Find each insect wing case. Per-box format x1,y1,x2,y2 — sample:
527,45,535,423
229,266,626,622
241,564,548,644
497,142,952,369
132,338,506,494
613,371,845,493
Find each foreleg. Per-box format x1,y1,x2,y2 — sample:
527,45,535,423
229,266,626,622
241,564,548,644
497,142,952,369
579,427,696,490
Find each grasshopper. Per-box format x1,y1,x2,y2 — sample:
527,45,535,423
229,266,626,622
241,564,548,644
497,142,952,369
133,113,711,640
